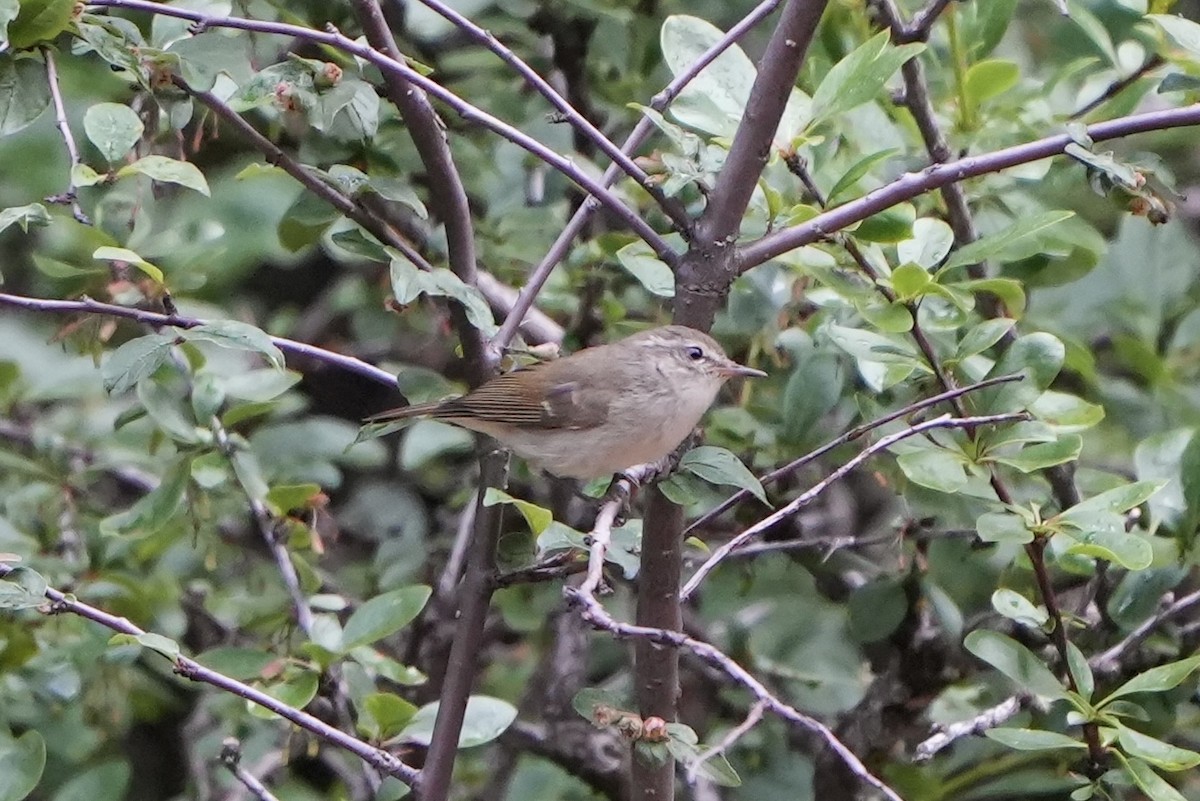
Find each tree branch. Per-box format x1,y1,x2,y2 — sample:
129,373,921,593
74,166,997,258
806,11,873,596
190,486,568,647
0,563,420,785
0,293,398,387
739,103,1200,269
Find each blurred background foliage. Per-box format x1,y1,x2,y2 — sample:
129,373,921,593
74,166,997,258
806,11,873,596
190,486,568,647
3,0,1200,799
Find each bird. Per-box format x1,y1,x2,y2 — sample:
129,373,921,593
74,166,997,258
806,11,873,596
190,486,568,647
365,325,766,479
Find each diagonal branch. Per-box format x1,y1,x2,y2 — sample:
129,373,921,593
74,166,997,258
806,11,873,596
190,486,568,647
0,563,420,785
0,293,398,387
409,0,692,235
686,373,1023,534
348,0,488,383
680,412,1029,600
41,46,91,225
89,0,676,267
738,103,1200,269
490,0,784,352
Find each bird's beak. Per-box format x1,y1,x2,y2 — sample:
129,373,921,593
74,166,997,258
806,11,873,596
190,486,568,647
717,362,767,378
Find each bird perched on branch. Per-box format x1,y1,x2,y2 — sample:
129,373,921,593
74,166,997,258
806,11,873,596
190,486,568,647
366,325,765,479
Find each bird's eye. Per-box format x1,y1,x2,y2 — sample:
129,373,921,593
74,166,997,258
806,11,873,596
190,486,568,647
685,345,704,361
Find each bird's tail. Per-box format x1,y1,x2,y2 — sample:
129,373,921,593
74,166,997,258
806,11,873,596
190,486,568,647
363,401,444,424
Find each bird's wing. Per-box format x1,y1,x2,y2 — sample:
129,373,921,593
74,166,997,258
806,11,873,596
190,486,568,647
435,364,609,430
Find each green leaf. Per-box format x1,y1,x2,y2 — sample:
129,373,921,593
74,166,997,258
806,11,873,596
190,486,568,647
941,211,1075,272
976,511,1034,544
826,148,898,204
483,488,554,535
890,263,931,300
1099,655,1200,707
964,59,1020,104
1117,726,1200,771
659,14,809,142
0,730,45,801
194,647,275,680
0,1,18,51
854,203,916,243
1058,481,1166,525
1064,528,1153,570
848,578,907,642
0,566,47,609
1149,14,1200,59
181,321,285,369
991,588,1048,628
897,218,955,269
1067,641,1094,701
952,278,1026,317
389,256,496,336
138,377,201,444
117,155,210,196
360,692,418,741
400,696,517,748
825,324,922,367
52,761,130,801
985,728,1086,751
1120,755,1188,801
339,585,432,652
0,54,50,135
250,670,319,719
0,203,50,235
957,319,1015,360
615,241,674,297
809,32,924,128
1029,392,1105,432
897,445,968,493
101,334,174,394
964,629,1067,699
572,687,627,723
981,332,1065,414
6,0,73,49
990,435,1083,472
92,246,165,284
83,103,144,163
265,483,321,515
678,446,767,506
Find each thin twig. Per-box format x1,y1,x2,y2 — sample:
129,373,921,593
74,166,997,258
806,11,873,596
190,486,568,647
411,0,692,235
685,700,766,784
0,293,398,387
685,373,1022,534
565,575,903,801
174,77,434,272
914,696,1027,761
89,1,674,264
209,417,315,636
489,0,784,353
1090,588,1200,675
681,413,1028,600
739,103,1200,269
219,739,284,801
0,563,420,785
1070,55,1165,120
41,46,91,225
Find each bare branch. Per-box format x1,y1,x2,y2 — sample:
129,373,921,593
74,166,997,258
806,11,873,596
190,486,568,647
681,413,1029,600
490,0,784,352
685,701,766,785
739,104,1200,269
1091,588,1200,675
41,47,91,225
89,0,675,267
914,696,1027,761
410,0,692,235
0,563,420,785
219,739,284,801
685,374,1023,534
0,293,398,387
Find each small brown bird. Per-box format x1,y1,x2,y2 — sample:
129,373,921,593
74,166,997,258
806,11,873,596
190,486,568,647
366,325,766,479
